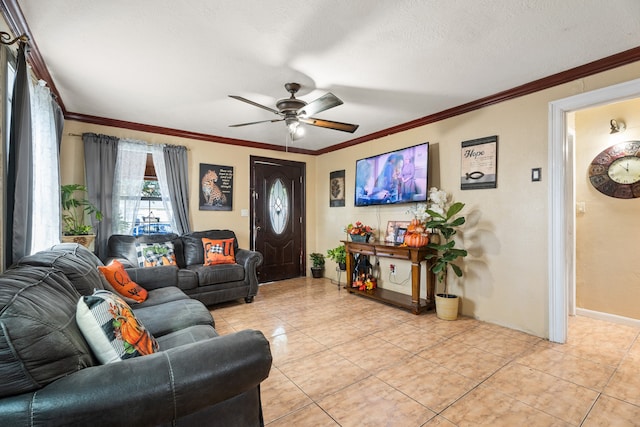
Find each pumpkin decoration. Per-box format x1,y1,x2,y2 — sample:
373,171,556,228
404,218,429,247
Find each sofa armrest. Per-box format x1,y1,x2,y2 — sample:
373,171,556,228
235,249,263,297
0,329,272,426
125,265,179,290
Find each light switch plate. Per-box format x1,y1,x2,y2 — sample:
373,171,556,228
532,168,542,182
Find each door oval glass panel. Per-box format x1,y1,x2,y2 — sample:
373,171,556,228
269,178,289,235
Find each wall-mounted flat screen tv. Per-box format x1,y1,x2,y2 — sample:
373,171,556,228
354,142,429,207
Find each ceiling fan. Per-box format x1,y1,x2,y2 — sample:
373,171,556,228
229,83,359,139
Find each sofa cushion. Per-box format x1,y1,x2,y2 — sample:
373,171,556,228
187,263,245,286
15,247,105,296
98,260,148,303
155,325,218,350
136,286,190,308
202,237,236,265
133,298,215,337
135,241,178,267
76,290,159,364
0,266,95,398
182,230,239,266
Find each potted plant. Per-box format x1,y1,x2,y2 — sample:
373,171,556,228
309,252,325,278
424,201,468,320
61,184,103,248
326,244,347,271
345,221,374,242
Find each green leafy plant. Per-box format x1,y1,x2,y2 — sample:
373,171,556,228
326,244,346,266
61,184,103,235
424,202,468,296
309,252,325,268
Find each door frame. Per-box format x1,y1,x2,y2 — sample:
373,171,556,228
249,155,307,277
548,77,640,343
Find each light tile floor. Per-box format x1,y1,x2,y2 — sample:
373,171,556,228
211,278,640,426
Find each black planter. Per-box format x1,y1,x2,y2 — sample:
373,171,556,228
311,267,324,278
338,262,347,271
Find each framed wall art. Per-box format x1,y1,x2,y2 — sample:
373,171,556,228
330,170,345,207
461,135,498,190
199,163,233,211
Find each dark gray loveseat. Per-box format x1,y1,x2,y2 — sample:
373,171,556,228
106,229,263,306
0,243,272,426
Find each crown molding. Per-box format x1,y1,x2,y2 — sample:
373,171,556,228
2,1,639,155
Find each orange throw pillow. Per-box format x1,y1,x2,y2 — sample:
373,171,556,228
202,238,236,265
98,260,148,302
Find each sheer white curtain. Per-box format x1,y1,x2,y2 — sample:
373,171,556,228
29,80,60,253
112,140,147,234
149,144,177,232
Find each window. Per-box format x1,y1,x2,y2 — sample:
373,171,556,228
113,147,175,236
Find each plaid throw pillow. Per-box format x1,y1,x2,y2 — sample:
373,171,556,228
135,242,177,267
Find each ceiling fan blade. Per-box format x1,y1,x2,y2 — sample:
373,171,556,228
300,117,359,133
229,119,283,127
228,95,281,115
297,92,343,117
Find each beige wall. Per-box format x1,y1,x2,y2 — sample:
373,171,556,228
575,99,640,319
60,121,317,251
61,61,640,338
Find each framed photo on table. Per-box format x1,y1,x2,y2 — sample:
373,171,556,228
394,227,407,245
460,135,498,190
385,220,410,243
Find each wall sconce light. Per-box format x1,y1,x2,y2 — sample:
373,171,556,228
610,119,626,134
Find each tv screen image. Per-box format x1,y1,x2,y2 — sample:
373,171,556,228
354,142,429,207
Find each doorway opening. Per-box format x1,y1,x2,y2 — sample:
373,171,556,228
548,77,640,343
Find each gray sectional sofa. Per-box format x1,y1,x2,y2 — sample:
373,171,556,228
0,243,272,426
106,229,263,306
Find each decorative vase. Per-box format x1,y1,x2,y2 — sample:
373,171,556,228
435,293,459,320
350,234,370,243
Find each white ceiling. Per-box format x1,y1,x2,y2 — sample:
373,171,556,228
15,0,640,151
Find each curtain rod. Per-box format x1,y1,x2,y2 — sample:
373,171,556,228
0,31,28,46
66,133,189,150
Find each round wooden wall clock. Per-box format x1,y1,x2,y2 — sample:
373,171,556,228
588,141,640,199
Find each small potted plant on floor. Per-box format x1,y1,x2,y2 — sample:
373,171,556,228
61,184,103,248
309,252,325,278
424,192,468,320
326,244,347,271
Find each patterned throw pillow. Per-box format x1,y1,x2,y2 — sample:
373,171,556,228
76,290,159,364
202,237,236,265
98,260,148,302
135,241,177,267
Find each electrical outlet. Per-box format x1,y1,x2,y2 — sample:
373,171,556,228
390,264,396,275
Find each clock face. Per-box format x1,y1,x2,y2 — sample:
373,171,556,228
589,141,640,199
607,156,640,184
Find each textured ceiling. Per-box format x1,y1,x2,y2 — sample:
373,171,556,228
13,0,640,151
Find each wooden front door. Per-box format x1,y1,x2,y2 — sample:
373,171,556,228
250,156,305,283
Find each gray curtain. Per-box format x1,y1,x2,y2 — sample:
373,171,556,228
4,43,32,266
163,144,190,234
83,133,119,260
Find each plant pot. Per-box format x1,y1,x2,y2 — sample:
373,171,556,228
61,234,95,249
311,267,324,278
338,262,347,271
435,293,459,320
350,234,370,243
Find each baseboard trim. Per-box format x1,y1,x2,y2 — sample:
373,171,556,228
575,308,640,328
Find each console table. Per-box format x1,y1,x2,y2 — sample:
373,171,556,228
343,240,436,314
